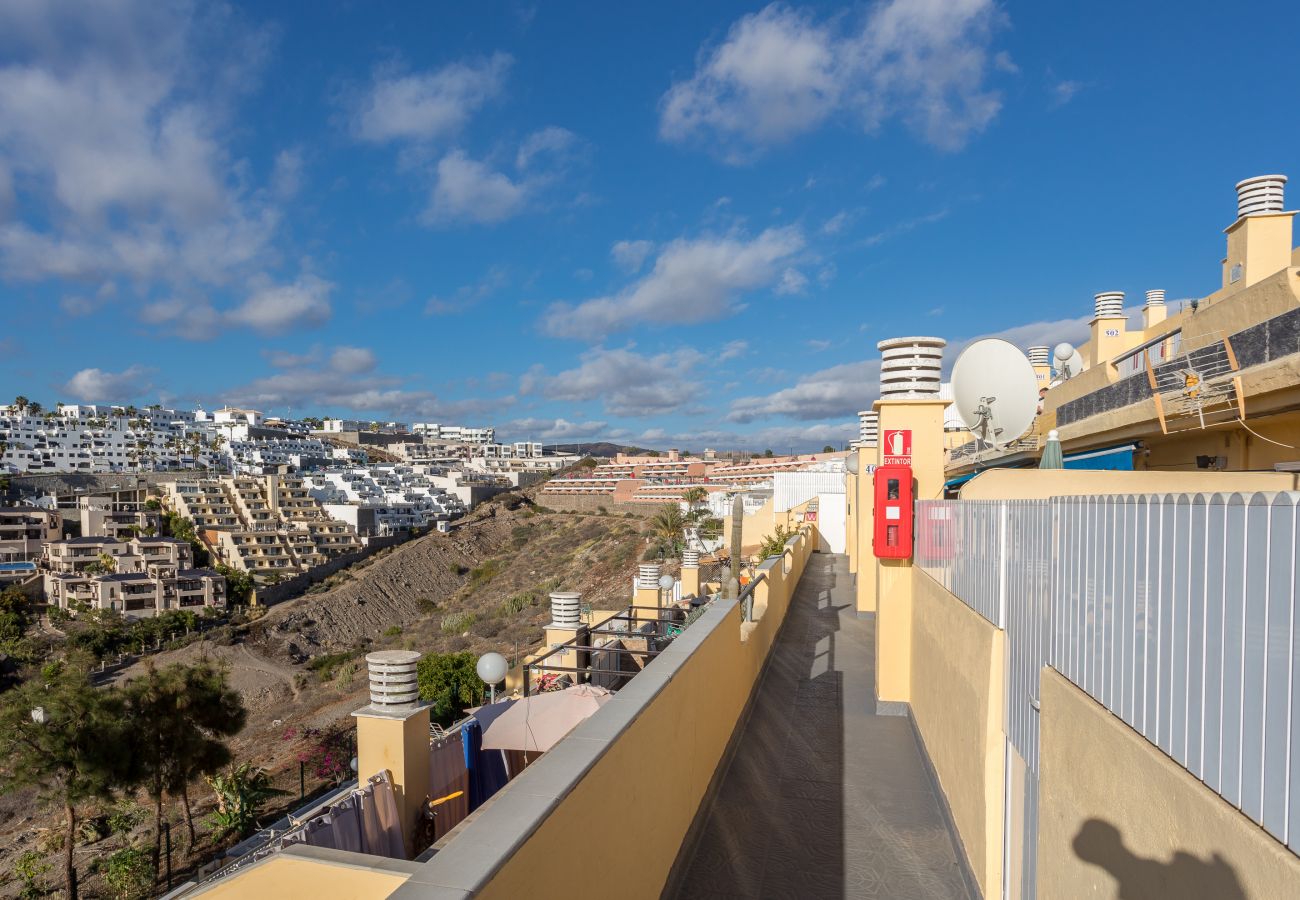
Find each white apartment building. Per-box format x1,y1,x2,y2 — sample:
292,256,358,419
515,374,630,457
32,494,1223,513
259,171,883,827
302,464,467,535
0,408,226,474
40,535,225,617
411,423,496,444
225,437,335,474
161,475,363,581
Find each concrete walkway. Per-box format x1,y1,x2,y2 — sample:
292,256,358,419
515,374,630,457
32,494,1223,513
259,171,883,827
669,554,973,900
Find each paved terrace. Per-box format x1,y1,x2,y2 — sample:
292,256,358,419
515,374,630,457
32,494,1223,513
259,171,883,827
670,555,973,900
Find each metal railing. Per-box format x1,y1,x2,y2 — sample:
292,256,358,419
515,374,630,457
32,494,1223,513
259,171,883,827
917,491,1300,855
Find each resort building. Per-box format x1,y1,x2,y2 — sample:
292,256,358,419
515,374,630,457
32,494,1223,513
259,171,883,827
40,535,225,616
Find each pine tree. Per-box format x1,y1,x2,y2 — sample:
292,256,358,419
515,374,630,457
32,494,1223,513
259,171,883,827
0,661,129,900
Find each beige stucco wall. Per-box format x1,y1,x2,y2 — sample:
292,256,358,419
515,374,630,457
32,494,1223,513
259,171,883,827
959,467,1300,500
191,849,415,899
911,571,1006,897
1038,669,1300,899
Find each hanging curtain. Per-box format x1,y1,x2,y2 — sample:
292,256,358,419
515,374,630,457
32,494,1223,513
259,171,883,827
462,717,509,811
428,736,470,841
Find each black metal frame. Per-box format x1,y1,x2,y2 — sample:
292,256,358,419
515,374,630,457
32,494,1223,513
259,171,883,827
522,605,685,696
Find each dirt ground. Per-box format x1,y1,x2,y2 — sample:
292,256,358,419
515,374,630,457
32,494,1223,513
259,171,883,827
0,491,661,898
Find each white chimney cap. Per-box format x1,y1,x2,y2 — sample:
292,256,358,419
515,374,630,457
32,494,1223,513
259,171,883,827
1235,175,1287,218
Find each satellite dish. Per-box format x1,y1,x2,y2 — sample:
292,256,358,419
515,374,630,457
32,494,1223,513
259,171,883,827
951,339,1039,447
1053,342,1084,379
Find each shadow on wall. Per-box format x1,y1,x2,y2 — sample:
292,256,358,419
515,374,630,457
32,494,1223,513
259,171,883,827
1073,819,1246,900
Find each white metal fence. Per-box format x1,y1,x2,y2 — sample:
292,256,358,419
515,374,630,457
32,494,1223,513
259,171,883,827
917,491,1300,860
916,499,1007,627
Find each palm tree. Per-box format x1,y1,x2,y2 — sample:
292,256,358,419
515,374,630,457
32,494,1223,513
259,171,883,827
651,504,687,552
12,396,29,415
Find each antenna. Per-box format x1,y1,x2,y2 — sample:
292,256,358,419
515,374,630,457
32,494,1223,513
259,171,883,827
951,339,1038,448
1052,342,1085,379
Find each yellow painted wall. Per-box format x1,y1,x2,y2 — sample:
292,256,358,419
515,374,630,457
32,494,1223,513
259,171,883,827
959,468,1300,500
354,710,431,859
910,571,1006,897
873,397,948,705
469,528,816,900
190,852,412,900
1038,670,1300,899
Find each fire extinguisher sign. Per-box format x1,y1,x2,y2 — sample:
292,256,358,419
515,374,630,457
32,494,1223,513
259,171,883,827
882,429,912,465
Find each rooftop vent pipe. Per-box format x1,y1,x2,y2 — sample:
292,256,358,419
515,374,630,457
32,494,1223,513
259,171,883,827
1144,289,1166,308
1094,292,1125,318
877,337,945,399
857,410,879,445
682,549,700,568
1027,346,1050,367
365,650,421,709
1236,175,1287,218
637,563,662,590
549,591,581,628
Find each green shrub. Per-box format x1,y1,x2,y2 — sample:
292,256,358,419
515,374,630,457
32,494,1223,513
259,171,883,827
499,592,535,616
447,562,468,576
103,846,154,900
14,849,50,899
440,611,477,635
106,801,144,836
307,650,359,681
468,559,501,584
383,625,403,638
416,651,483,725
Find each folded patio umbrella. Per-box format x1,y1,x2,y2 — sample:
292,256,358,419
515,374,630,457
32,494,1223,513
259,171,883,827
479,684,612,753
1039,428,1064,469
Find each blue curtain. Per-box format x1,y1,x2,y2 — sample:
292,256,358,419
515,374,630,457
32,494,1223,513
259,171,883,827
461,717,509,811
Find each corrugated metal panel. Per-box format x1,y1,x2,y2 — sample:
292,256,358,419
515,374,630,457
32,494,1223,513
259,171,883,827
772,471,845,512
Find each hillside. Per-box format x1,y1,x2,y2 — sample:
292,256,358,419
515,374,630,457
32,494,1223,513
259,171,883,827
0,491,655,898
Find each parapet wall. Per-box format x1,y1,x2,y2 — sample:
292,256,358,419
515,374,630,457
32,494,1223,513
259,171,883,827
391,526,816,900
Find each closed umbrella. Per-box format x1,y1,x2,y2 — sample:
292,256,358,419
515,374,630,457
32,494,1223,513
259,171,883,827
1039,429,1064,469
480,684,612,753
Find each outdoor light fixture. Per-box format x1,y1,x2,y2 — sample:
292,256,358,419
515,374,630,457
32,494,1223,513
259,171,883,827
477,651,508,703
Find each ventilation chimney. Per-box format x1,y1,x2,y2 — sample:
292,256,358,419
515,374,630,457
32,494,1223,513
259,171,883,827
1142,289,1167,329
364,650,422,709
549,591,581,628
877,337,945,399
637,563,662,590
857,410,879,446
1236,175,1287,218
1026,346,1050,367
681,549,700,568
680,550,701,596
1093,292,1125,319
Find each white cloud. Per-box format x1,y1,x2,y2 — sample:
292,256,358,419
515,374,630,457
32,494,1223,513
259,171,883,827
610,239,654,273
63,364,154,402
862,208,948,246
427,150,527,225
543,226,804,340
1049,78,1085,108
775,267,808,295
270,148,304,198
222,346,513,420
821,211,851,235
352,54,511,143
718,339,749,361
138,297,222,340
516,126,577,169
729,358,881,422
225,274,334,335
424,265,508,315
660,0,1006,159
520,346,703,417
502,417,610,441
0,1,280,285
329,346,377,375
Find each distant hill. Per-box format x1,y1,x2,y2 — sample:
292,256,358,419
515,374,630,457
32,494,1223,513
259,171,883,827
549,442,651,458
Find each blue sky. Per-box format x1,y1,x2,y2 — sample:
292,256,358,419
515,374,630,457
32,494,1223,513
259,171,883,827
0,0,1296,450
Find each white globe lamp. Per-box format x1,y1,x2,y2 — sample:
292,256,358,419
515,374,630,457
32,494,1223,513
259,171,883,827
477,651,509,703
